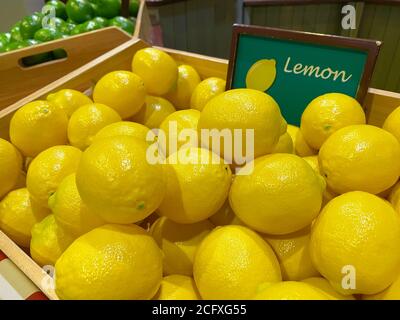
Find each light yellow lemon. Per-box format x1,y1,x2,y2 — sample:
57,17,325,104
0,138,22,199
76,136,166,224
230,153,325,235
383,106,400,143
93,70,146,119
310,191,400,295
158,147,232,224
47,89,93,117
319,125,400,194
190,77,226,111
272,132,293,154
153,275,201,300
363,272,400,300
150,216,214,276
287,124,317,157
10,100,68,157
254,281,330,300
93,121,151,144
209,199,243,226
193,225,282,300
131,48,178,96
300,93,366,150
27,146,82,208
67,103,121,150
302,277,355,300
0,188,49,248
55,224,163,300
165,64,201,109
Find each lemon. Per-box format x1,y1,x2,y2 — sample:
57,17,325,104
67,103,122,150
383,106,400,143
10,100,68,157
158,147,232,224
76,136,166,224
49,174,104,237
153,275,201,300
272,132,293,154
55,224,163,300
159,109,201,157
0,138,22,199
246,59,277,92
27,146,82,208
287,124,317,157
131,95,176,129
230,153,325,234
389,181,400,212
363,272,400,300
30,214,75,266
254,281,329,300
302,277,355,300
319,125,400,194
209,199,243,226
300,93,366,150
263,227,320,281
93,70,146,119
193,225,281,300
165,64,201,109
0,188,49,248
150,216,213,276
93,121,151,144
310,191,400,295
190,77,226,111
132,48,178,96
47,89,93,117
198,89,284,161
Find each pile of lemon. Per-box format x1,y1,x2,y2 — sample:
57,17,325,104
1,47,400,300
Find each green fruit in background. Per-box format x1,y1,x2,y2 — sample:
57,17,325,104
89,0,121,19
91,17,109,28
81,20,103,33
129,0,139,17
59,22,76,35
66,0,95,24
20,13,44,40
34,28,63,42
108,16,134,35
43,0,68,20
5,41,27,52
70,24,85,35
52,17,67,29
0,33,11,52
129,16,137,25
10,22,24,42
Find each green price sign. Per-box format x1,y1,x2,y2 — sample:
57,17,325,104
227,24,381,125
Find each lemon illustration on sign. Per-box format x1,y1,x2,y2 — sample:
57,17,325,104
246,59,277,92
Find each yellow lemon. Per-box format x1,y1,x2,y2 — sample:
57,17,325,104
383,106,400,143
93,121,151,144
55,224,163,300
300,93,366,150
302,277,355,300
10,100,68,157
67,103,121,150
246,59,277,92
287,124,317,157
153,275,201,300
209,199,243,226
230,153,325,235
319,125,400,194
272,132,293,154
132,48,178,96
190,77,226,111
47,89,93,117
0,188,49,248
194,225,281,300
198,89,284,161
165,64,201,109
254,281,330,300
49,174,104,237
159,109,201,157
76,136,166,224
389,181,400,212
131,95,176,129
363,272,400,300
0,138,22,199
310,191,400,295
263,226,320,281
158,147,232,224
150,216,213,276
93,70,146,119
27,146,82,208
30,214,75,266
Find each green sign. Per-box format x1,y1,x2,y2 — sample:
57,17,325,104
227,25,380,126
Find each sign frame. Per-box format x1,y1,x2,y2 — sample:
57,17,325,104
226,24,381,106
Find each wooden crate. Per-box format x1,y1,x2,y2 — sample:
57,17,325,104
0,0,152,109
0,38,399,300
